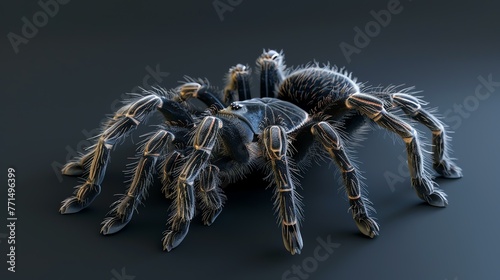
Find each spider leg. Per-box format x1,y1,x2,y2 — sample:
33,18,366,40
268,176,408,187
257,49,285,98
346,93,447,207
61,150,93,176
177,82,225,111
162,150,226,226
161,150,186,198
62,93,196,178
100,129,174,235
263,125,303,255
197,165,226,226
59,95,164,214
162,116,222,251
224,64,251,103
390,93,462,178
311,122,380,238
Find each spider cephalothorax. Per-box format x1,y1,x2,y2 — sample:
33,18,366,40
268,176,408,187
59,49,462,254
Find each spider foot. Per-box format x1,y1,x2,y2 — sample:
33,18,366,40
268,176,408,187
100,196,136,235
423,189,448,208
201,208,222,226
229,64,249,75
59,197,84,214
282,223,303,255
354,216,380,238
100,216,131,235
434,161,463,179
59,183,101,214
413,178,448,207
349,199,379,238
61,161,85,176
162,220,190,252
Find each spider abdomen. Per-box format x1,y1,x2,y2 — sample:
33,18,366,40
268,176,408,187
278,67,360,114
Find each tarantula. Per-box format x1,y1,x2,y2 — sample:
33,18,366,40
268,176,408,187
59,49,462,254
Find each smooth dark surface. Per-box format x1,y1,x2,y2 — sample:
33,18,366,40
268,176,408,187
1,0,499,279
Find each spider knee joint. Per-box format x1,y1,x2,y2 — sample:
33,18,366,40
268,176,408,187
96,136,114,149
346,93,384,119
393,93,422,115
125,115,140,125
431,123,445,135
263,126,287,160
403,128,418,143
194,117,222,150
179,83,202,100
311,122,341,150
143,130,174,156
348,193,361,200
282,219,298,226
432,129,443,136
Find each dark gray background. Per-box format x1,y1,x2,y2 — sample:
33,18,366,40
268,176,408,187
1,0,499,279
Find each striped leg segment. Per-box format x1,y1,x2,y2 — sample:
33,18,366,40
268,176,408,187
257,50,285,98
311,122,379,238
392,93,462,178
59,95,163,214
178,82,225,111
224,64,252,103
263,125,303,255
161,150,186,199
197,165,226,226
100,130,174,235
163,116,222,251
61,150,93,176
346,93,448,207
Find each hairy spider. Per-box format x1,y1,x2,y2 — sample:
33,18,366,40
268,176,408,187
59,49,462,254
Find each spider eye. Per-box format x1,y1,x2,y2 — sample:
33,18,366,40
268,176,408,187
230,102,242,110
271,53,280,60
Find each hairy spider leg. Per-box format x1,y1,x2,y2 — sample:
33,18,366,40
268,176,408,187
389,93,463,178
61,83,224,177
196,86,226,111
163,116,222,251
161,150,186,198
176,82,225,111
197,164,226,226
101,90,212,235
257,50,286,98
61,149,93,176
263,125,303,255
59,95,164,214
100,129,174,235
346,93,448,207
224,64,252,104
60,76,232,212
99,71,251,234
169,79,241,225
311,121,380,238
